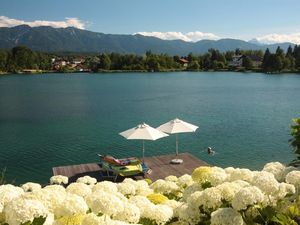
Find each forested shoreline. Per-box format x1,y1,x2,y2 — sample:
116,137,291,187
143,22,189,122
0,45,300,74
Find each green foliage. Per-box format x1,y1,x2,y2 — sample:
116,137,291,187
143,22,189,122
290,118,300,166
98,53,111,70
21,216,46,225
2,44,300,74
187,60,200,71
0,50,8,71
0,46,52,73
139,218,157,225
242,56,253,70
272,213,298,225
201,181,212,189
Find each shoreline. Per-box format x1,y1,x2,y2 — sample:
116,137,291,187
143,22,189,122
1,69,300,76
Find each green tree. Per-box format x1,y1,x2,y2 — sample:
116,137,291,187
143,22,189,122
146,56,160,71
275,46,285,59
242,56,253,70
290,118,300,166
187,53,195,62
262,48,271,71
187,60,200,71
9,46,37,71
293,45,300,69
98,53,111,70
0,49,8,72
286,45,293,57
273,55,283,72
225,51,234,62
235,48,241,55
202,53,212,70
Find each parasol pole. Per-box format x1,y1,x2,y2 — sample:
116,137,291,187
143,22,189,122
142,140,145,162
176,134,179,156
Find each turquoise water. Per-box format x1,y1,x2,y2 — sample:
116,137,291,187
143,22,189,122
0,72,300,184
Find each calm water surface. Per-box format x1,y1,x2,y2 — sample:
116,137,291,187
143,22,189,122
0,72,299,184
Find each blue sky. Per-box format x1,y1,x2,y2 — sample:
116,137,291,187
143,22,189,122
1,0,300,43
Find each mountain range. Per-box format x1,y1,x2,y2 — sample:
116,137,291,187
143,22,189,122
0,25,295,55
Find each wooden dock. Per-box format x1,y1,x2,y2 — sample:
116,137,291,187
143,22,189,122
52,152,209,183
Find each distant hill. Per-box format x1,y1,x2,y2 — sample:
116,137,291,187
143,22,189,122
0,25,295,55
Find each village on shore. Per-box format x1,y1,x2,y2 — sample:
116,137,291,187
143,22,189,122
1,45,300,74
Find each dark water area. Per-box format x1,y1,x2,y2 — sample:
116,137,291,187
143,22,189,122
0,72,299,184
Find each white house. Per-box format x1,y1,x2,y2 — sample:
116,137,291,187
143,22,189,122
228,55,243,67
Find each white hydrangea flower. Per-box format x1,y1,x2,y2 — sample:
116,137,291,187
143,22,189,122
81,213,114,225
121,178,152,196
277,183,296,199
0,184,24,206
43,184,66,192
76,176,97,185
286,170,300,190
82,213,106,225
232,186,265,211
44,213,54,225
188,187,222,212
21,182,42,192
129,195,155,218
224,167,235,173
54,193,88,218
163,199,181,209
86,191,124,217
117,182,136,196
226,168,254,183
216,181,246,202
182,183,202,201
211,207,244,225
4,197,48,225
24,187,66,213
114,202,140,223
231,180,250,188
176,203,202,225
114,192,129,203
50,175,68,185
151,179,180,195
192,166,227,186
282,166,297,179
66,182,92,198
263,162,286,182
251,171,279,196
165,175,178,182
177,174,194,188
92,181,118,193
134,180,153,196
0,202,4,223
151,204,173,225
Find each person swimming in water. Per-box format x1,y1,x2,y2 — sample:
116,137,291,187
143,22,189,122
207,147,215,155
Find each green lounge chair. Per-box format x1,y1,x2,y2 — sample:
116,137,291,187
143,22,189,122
99,154,144,181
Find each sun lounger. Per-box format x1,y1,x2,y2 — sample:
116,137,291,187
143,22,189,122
98,154,141,166
98,154,145,181
102,161,143,176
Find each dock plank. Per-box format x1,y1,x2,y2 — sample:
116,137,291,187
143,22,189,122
52,152,209,183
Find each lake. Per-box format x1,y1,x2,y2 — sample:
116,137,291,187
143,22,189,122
0,72,299,184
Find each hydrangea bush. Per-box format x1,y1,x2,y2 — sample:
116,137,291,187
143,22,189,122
1,162,300,225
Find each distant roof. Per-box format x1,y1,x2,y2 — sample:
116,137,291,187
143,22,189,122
179,58,189,63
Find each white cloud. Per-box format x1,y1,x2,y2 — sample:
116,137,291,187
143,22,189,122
0,16,86,29
135,31,220,42
255,33,300,44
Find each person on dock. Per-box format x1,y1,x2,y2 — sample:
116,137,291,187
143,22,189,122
207,147,215,155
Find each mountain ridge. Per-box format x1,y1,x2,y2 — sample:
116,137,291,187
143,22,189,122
0,25,295,55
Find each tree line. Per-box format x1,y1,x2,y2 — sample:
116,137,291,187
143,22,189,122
1,45,300,73
0,46,52,73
